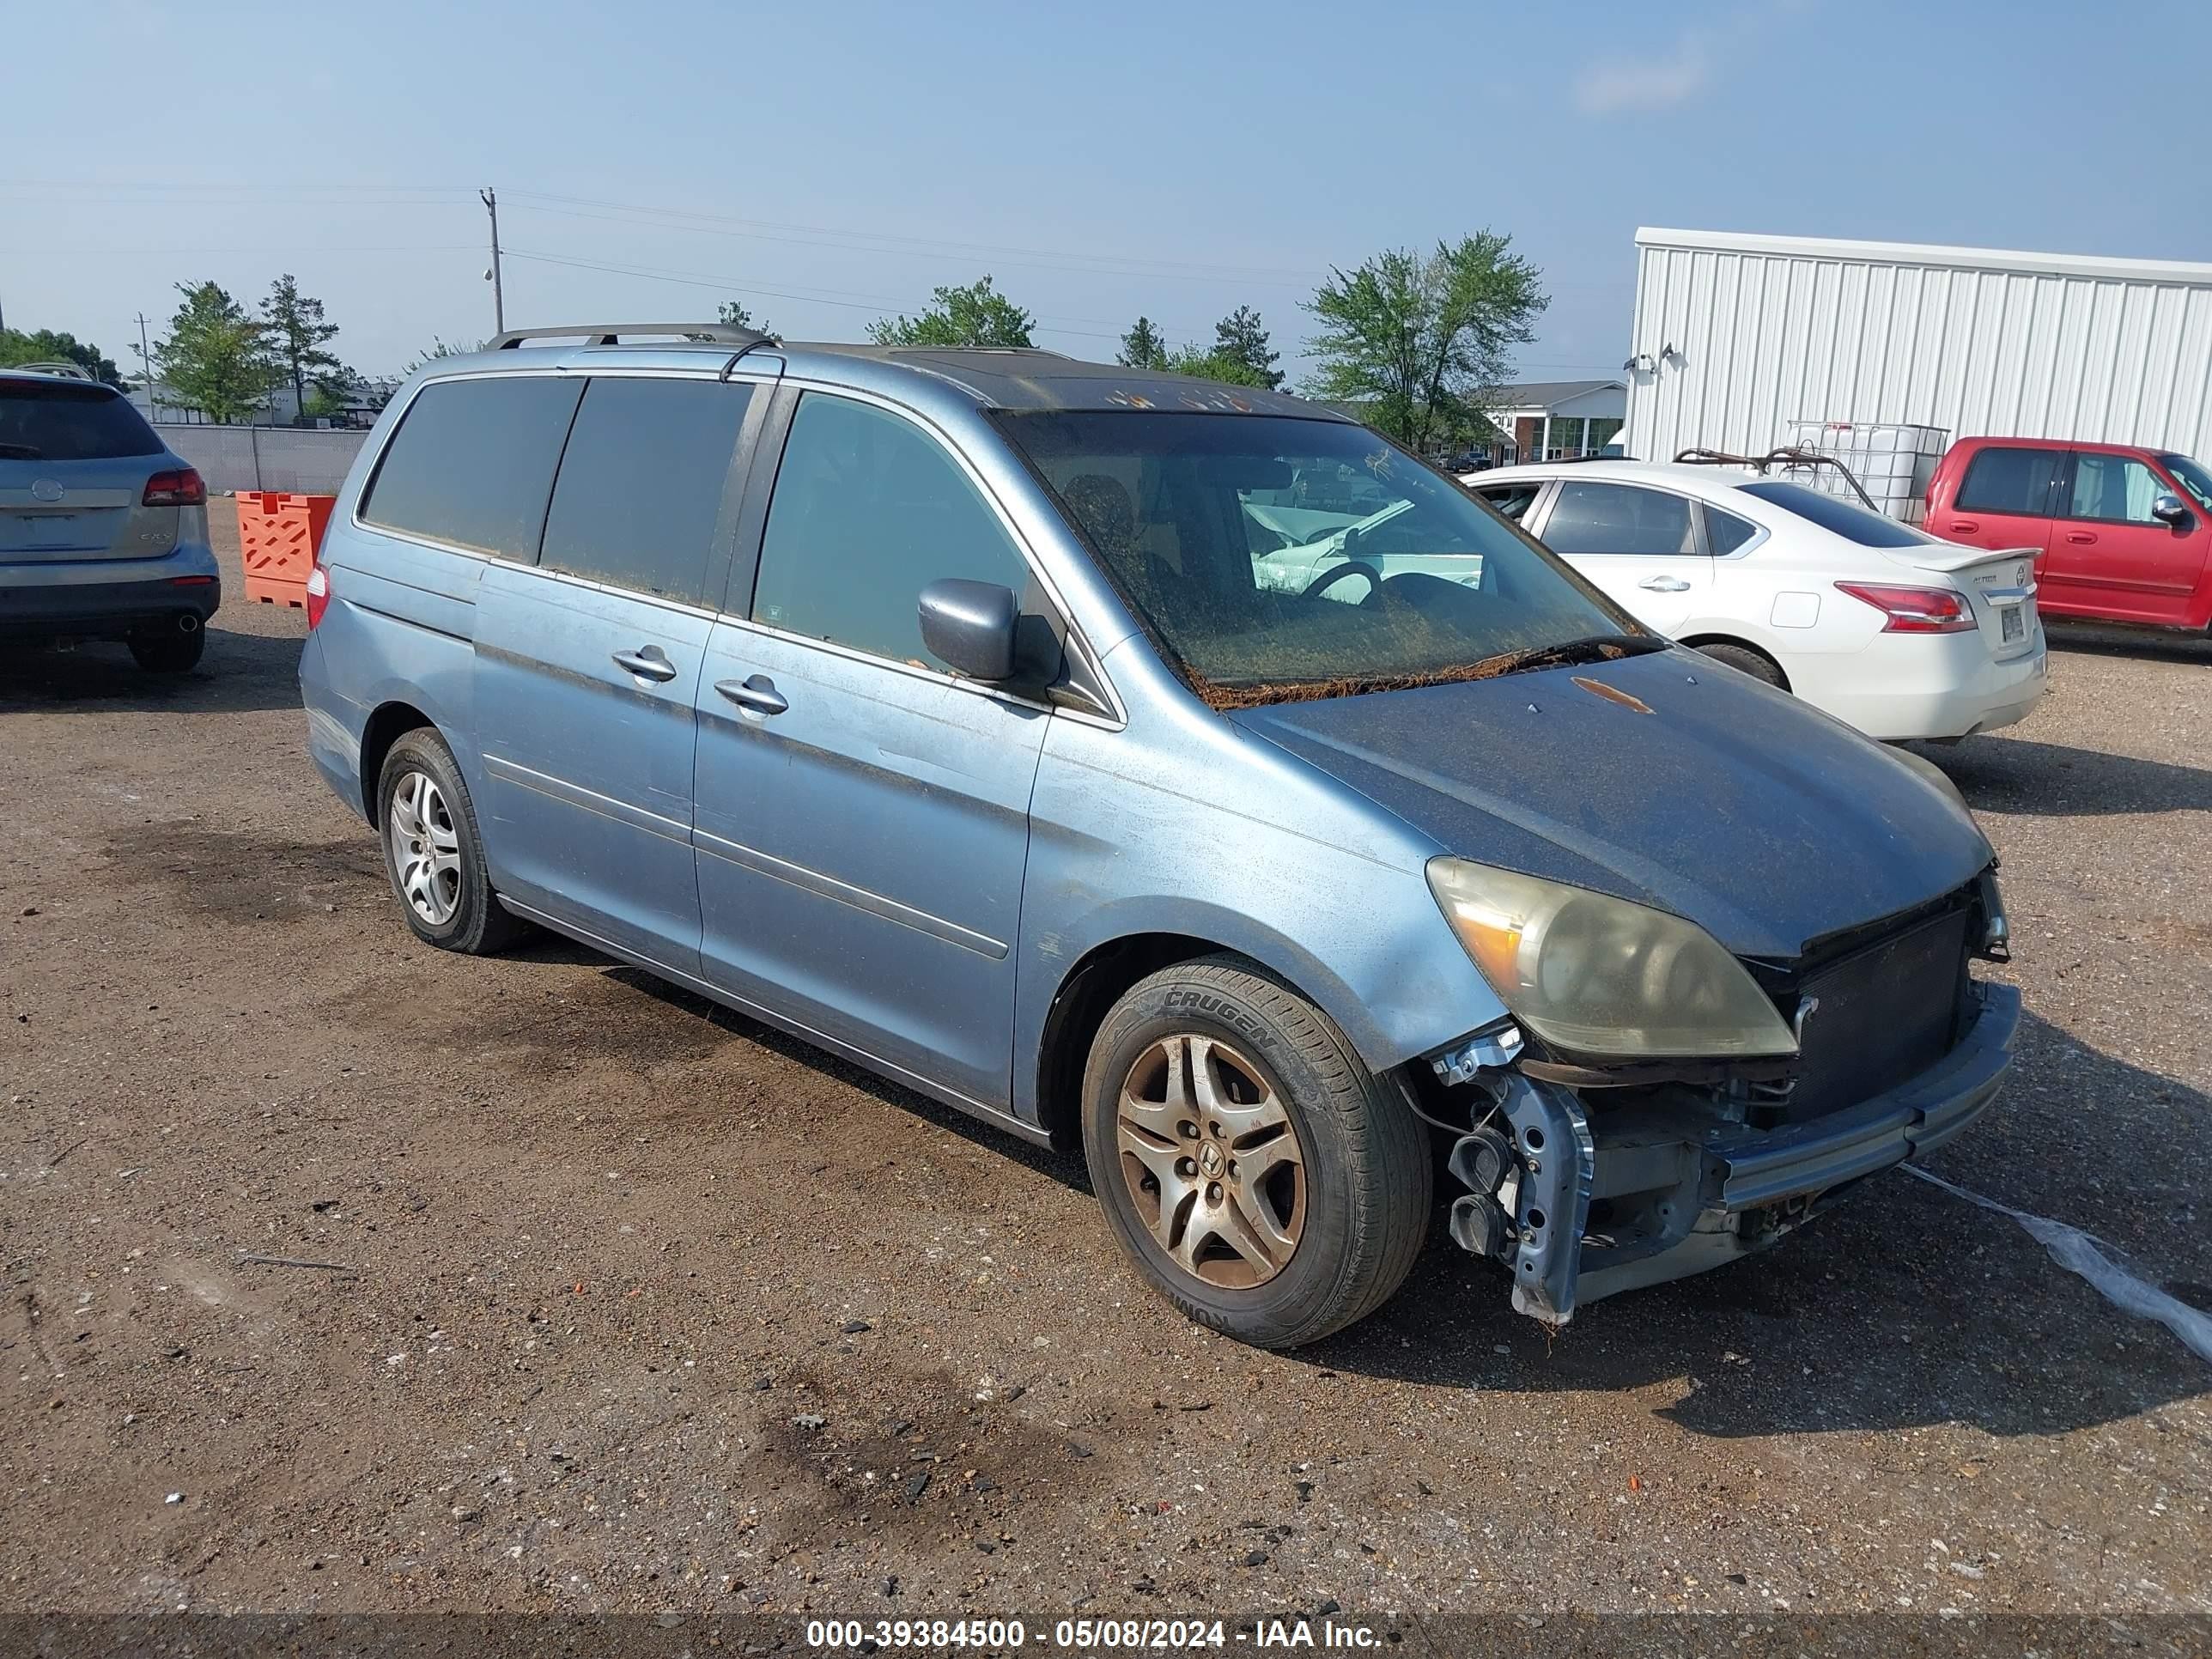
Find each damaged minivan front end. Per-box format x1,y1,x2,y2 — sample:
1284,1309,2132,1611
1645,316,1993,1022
1419,866,2019,1325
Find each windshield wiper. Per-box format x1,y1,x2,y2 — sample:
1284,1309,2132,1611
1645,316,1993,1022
1473,634,1668,679
0,442,43,459
1189,635,1669,709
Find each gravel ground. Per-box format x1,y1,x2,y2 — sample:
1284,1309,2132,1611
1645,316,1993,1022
1,516,2206,1627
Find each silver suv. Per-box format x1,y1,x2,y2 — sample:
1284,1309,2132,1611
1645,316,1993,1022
0,367,218,672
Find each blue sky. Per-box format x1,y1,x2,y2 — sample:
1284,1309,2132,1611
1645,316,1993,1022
7,0,2209,383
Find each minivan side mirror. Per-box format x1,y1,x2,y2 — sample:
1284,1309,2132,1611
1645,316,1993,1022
918,578,1019,682
2151,492,2191,528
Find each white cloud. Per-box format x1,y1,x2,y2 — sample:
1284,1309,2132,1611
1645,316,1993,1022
1573,36,1712,115
1571,1,1815,117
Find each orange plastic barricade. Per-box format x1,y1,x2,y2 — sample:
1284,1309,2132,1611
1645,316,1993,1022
235,492,337,609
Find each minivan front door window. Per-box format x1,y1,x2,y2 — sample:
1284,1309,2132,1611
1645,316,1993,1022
1000,412,1640,708
750,392,1036,670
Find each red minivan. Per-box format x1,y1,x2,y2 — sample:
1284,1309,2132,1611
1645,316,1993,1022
1925,437,2212,630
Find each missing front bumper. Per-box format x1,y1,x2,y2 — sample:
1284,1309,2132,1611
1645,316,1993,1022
1461,982,2021,1326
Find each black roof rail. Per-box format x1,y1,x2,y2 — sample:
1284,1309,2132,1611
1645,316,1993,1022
488,322,771,351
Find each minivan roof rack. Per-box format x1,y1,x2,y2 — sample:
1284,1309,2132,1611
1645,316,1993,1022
488,323,771,351
8,360,98,381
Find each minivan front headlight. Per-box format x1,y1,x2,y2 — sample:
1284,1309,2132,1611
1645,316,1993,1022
1425,858,1798,1061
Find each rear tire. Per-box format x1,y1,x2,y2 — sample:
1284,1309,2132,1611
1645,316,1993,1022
1693,641,1787,689
128,627,204,674
1082,954,1431,1349
375,729,528,955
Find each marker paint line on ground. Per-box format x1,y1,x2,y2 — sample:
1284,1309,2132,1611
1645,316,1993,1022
1906,1164,2212,1365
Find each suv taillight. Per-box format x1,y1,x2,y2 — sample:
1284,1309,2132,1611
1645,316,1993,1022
304,561,330,629
143,467,206,507
1835,580,1975,634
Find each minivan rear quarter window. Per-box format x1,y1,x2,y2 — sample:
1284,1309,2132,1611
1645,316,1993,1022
538,378,754,607
1955,446,2063,516
362,376,586,559
0,379,162,460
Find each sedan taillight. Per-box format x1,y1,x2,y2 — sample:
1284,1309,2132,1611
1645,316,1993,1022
1834,580,1975,634
143,467,206,507
304,561,330,629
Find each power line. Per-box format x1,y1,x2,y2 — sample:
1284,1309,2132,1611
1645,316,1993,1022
500,247,1217,344
500,190,1328,289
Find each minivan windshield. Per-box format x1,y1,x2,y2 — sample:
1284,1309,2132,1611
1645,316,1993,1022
999,411,1644,707
0,379,163,461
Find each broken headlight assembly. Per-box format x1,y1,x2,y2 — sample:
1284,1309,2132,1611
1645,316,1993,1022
1424,857,1798,1061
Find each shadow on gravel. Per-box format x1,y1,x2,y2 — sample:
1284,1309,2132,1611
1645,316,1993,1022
0,624,304,714
602,963,1085,1188
2044,620,2212,668
1299,1007,2210,1438
1917,733,2212,817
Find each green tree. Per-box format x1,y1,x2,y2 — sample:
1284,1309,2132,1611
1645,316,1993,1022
1212,305,1281,389
1163,343,1275,388
261,274,343,419
1304,232,1547,452
866,276,1034,349
717,300,775,337
154,282,282,423
0,327,126,386
1117,316,1170,370
402,336,484,375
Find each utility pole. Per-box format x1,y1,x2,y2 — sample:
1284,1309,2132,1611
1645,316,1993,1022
135,312,153,392
480,186,505,335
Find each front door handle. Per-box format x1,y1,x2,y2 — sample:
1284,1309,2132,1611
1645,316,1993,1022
613,646,678,683
2064,531,2097,544
1948,519,1981,534
715,674,787,716
1638,574,1692,592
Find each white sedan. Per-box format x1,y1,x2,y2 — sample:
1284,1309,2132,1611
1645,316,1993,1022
1456,460,2047,742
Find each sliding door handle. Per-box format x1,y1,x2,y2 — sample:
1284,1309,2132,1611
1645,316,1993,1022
715,675,787,716
613,646,678,683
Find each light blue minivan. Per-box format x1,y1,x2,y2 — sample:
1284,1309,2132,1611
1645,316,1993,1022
300,324,2018,1347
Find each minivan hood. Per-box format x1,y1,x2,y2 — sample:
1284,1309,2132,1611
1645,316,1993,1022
1228,647,1992,960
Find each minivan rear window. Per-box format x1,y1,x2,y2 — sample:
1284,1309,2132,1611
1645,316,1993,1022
361,376,585,559
0,379,163,461
539,378,754,607
1737,481,1931,548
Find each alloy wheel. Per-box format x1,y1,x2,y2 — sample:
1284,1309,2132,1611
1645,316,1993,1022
386,769,462,927
1115,1033,1307,1289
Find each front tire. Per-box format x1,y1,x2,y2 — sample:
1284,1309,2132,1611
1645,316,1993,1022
1082,955,1431,1348
375,729,527,955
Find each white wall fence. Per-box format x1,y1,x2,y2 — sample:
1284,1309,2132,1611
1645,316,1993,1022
155,424,369,495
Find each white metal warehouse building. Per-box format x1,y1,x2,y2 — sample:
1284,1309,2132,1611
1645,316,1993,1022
1622,227,2212,467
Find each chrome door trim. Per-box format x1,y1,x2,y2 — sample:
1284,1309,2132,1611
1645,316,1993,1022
693,825,1010,960
483,754,692,845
